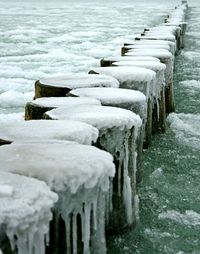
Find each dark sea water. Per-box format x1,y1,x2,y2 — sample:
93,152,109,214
108,6,200,254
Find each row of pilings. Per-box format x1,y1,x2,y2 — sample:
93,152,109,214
0,1,188,254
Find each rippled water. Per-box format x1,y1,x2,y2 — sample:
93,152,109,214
1,1,200,253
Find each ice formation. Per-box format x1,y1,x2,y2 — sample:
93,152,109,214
0,171,58,254
45,105,142,230
102,56,160,62
69,87,147,119
0,119,99,145
39,73,119,89
113,61,166,102
90,66,156,101
29,96,101,108
0,141,115,254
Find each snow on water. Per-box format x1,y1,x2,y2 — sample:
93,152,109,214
167,113,200,150
0,0,172,118
159,210,200,227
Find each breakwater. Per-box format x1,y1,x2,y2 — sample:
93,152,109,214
0,1,188,254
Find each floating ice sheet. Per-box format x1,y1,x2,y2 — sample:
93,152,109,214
0,120,99,145
0,171,58,254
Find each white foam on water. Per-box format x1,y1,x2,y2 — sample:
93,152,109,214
159,210,200,226
180,80,200,92
167,113,200,150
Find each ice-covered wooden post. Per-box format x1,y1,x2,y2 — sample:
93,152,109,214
44,105,142,234
0,141,115,254
0,171,58,254
25,97,101,120
100,56,160,67
0,119,99,146
68,87,146,182
125,49,174,113
111,60,166,133
122,39,176,56
34,74,119,99
89,66,156,147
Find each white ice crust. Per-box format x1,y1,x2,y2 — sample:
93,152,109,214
0,171,58,254
70,87,146,105
103,56,160,62
0,120,99,145
126,49,173,59
31,96,101,108
113,61,166,72
125,44,170,50
0,141,115,194
45,105,142,131
90,66,156,83
39,74,119,89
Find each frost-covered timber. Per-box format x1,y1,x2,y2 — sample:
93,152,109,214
112,61,166,133
122,40,176,55
34,74,119,98
0,171,58,254
89,66,156,147
125,49,174,113
68,87,146,181
0,120,99,145
44,105,142,234
100,56,160,67
0,141,115,254
25,96,101,120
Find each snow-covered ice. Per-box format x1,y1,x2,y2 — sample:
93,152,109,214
39,74,119,89
28,96,101,108
0,120,99,145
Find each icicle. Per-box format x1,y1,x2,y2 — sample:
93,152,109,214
82,203,91,254
33,230,45,254
134,195,140,222
65,215,72,254
117,158,123,196
123,138,133,225
92,197,98,231
71,213,77,254
28,230,34,254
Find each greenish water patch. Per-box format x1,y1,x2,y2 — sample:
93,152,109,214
108,7,200,254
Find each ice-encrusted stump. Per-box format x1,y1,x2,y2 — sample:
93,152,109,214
141,25,181,51
44,105,142,235
34,74,119,98
25,96,101,120
122,40,176,56
112,61,166,133
0,171,58,254
121,43,171,56
0,141,115,254
125,49,175,113
89,66,156,147
0,120,99,145
68,87,146,182
164,3,188,48
100,56,160,67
